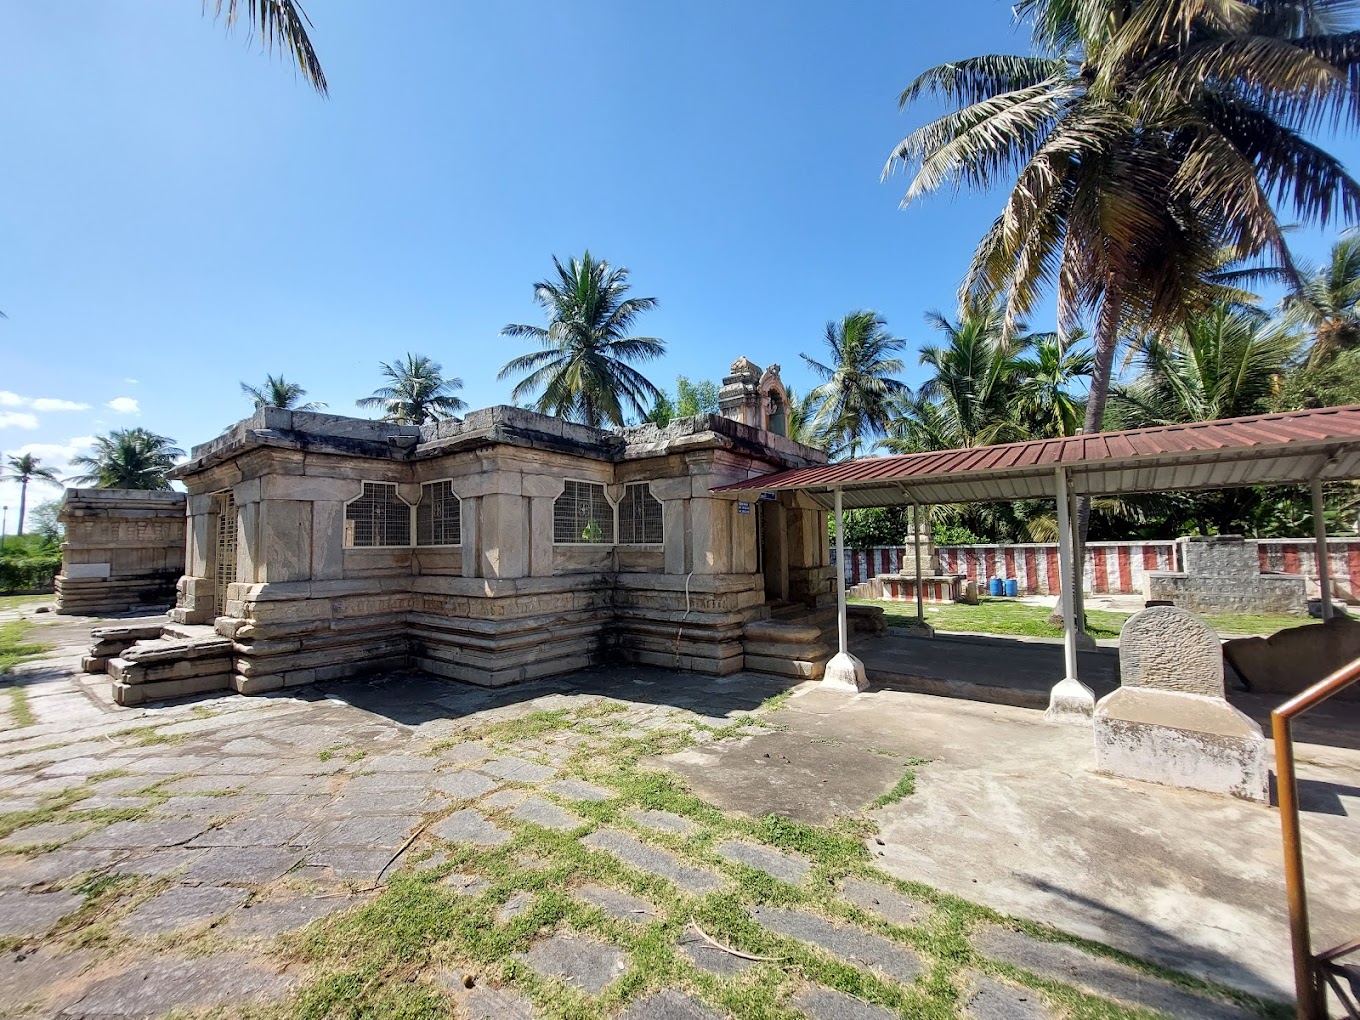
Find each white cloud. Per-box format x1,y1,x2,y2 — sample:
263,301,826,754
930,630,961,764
106,397,140,414
0,391,24,407
123,378,139,385
32,397,91,412
0,411,39,430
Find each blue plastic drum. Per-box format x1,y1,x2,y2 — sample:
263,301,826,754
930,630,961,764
988,577,1004,597
1004,578,1019,597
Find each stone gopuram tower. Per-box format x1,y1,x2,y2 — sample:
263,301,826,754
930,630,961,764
718,357,789,437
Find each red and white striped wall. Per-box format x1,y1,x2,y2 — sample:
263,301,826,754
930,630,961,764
836,537,1360,597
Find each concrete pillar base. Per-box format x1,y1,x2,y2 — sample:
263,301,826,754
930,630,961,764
1044,677,1095,724
1094,687,1268,802
822,652,867,692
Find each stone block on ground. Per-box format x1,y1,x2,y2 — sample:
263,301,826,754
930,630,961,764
512,796,584,831
582,830,722,894
55,953,295,1016
625,808,698,836
0,890,82,936
618,989,726,1019
839,877,925,927
715,840,812,885
433,809,510,846
972,925,1256,1020
790,984,897,1020
961,971,1053,1019
750,905,921,984
117,885,248,936
434,770,499,801
519,933,628,995
576,884,659,925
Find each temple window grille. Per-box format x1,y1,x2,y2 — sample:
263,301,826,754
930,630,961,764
345,482,411,547
212,491,237,617
416,480,461,546
618,483,663,545
554,480,615,544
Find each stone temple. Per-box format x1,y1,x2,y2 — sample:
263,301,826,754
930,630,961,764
77,359,875,706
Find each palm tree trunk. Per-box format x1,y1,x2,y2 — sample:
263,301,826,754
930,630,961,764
1077,291,1122,543
16,478,27,536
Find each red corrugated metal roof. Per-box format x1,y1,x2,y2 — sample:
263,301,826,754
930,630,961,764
712,404,1360,497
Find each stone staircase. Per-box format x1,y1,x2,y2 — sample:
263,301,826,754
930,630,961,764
83,621,234,706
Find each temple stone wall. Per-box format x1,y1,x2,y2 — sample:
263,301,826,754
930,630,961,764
1145,536,1307,615
56,489,186,616
158,403,828,695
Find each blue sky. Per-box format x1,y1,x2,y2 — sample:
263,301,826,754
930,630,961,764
2,0,1357,517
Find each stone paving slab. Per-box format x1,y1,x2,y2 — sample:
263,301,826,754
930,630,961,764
482,788,531,810
248,775,334,796
329,785,439,813
839,877,925,928
790,984,897,1020
576,883,660,925
340,771,431,792
715,840,812,885
71,794,154,812
512,797,584,831
117,885,248,936
972,925,1254,1020
583,830,722,894
520,933,628,995
443,872,491,897
618,989,726,1020
362,753,434,772
438,977,536,1019
112,848,207,878
0,889,82,936
67,818,208,850
625,808,699,836
497,890,534,923
0,947,95,1011
179,845,303,885
438,741,495,766
301,847,400,884
481,757,556,783
678,931,757,976
434,770,499,801
189,817,311,848
307,813,422,849
961,971,1054,1020
750,906,922,984
158,776,246,794
225,894,359,937
544,778,613,802
434,809,510,846
0,820,93,849
154,794,253,817
0,849,126,889
55,952,296,1017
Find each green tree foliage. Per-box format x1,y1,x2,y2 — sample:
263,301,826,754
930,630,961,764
801,311,908,458
1272,347,1360,411
499,252,665,429
3,454,60,536
889,0,1360,445
241,374,325,411
1284,232,1360,367
68,430,184,490
357,353,466,425
26,500,62,545
676,377,720,416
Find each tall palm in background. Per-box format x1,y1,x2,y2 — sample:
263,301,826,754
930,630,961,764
888,0,1360,443
801,311,907,458
1014,332,1094,438
68,430,184,490
240,374,325,411
499,253,665,428
207,0,328,95
1284,232,1360,367
356,354,466,425
4,454,60,535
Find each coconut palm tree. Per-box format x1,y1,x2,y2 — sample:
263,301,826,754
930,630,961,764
1284,232,1360,368
3,454,60,536
888,0,1360,444
801,311,908,459
207,0,327,95
356,354,466,425
68,430,184,490
499,252,665,429
240,374,325,411
1014,331,1094,438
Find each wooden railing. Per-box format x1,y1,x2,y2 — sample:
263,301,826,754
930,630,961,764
1273,657,1360,1019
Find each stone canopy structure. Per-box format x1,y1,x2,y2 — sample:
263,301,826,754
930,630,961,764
85,373,841,704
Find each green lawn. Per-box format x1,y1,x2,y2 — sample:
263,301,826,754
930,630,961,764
0,619,52,675
0,593,54,612
855,596,1320,640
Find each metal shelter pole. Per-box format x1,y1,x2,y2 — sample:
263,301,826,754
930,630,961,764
1068,483,1086,634
1311,477,1333,622
834,487,848,656
913,502,924,624
1045,466,1095,723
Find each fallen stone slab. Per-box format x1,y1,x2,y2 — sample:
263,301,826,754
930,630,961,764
625,808,698,836
750,905,921,984
618,989,726,1020
972,925,1256,1020
715,840,812,885
512,797,584,831
117,885,248,936
56,952,295,1017
433,809,510,847
961,971,1054,1019
225,894,359,937
544,778,613,802
839,877,925,928
582,830,722,894
790,984,897,1020
519,933,628,995
0,890,82,936
576,884,659,925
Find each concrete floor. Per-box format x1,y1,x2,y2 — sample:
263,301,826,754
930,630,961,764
663,681,1360,1002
